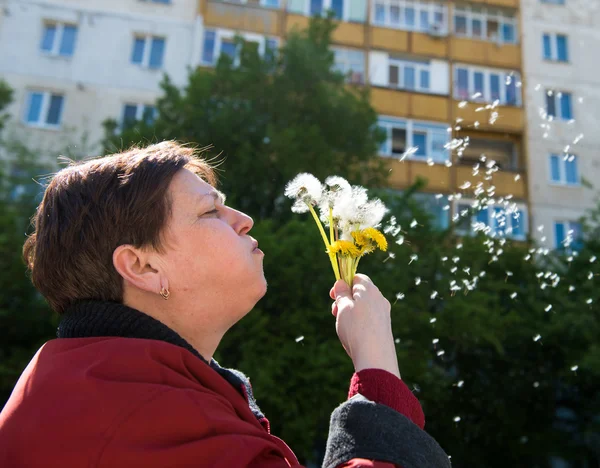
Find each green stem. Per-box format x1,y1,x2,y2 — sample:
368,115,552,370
308,204,341,281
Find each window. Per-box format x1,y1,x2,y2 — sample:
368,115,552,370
454,65,521,106
130,35,165,69
141,0,172,3
223,0,280,5
333,48,365,84
554,221,582,250
457,201,527,240
202,29,278,66
545,90,572,120
122,104,157,128
40,22,78,57
373,0,448,34
379,117,450,162
542,33,569,62
388,58,432,92
453,6,517,44
549,153,578,185
459,137,518,170
541,0,565,4
307,0,346,20
413,193,450,229
23,91,65,128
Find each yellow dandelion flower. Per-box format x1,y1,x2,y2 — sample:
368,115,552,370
328,240,360,257
351,230,368,246
357,244,376,256
362,227,388,252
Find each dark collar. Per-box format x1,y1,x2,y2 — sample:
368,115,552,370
58,300,264,420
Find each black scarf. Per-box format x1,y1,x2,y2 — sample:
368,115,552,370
57,300,264,420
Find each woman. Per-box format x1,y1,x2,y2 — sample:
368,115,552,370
0,141,449,467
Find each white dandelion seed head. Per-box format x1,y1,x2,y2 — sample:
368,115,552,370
430,317,437,323
285,173,323,203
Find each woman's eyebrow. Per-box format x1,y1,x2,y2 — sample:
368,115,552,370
199,190,227,205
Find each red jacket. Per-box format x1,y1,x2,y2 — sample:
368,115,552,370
0,301,449,467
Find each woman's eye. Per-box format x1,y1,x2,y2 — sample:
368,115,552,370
203,209,219,216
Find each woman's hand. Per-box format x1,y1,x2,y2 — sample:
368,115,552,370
330,274,401,379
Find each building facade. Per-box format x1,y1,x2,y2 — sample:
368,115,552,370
521,0,600,250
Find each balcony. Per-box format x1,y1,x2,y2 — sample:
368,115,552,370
451,100,524,133
371,88,450,123
370,27,448,58
466,0,519,8
203,0,282,36
450,37,521,69
285,14,366,47
455,165,526,198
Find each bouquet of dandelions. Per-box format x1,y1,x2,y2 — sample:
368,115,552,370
285,173,388,286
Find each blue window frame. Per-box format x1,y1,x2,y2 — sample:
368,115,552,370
59,25,77,56
405,7,416,26
543,34,552,59
506,78,517,105
490,74,501,101
565,156,578,184
456,68,469,99
131,38,145,64
413,131,427,156
511,209,524,238
220,39,237,60
420,69,430,89
149,37,165,68
555,221,582,250
123,104,138,126
560,92,572,120
41,24,56,52
330,0,343,19
40,23,77,57
556,35,568,61
420,10,429,29
404,66,416,90
24,91,64,127
546,92,557,117
26,92,44,123
502,23,515,43
550,154,561,182
46,95,64,125
203,30,216,64
474,71,484,95
310,0,323,15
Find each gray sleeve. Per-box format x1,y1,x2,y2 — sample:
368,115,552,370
322,395,451,468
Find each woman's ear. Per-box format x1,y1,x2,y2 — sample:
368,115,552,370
113,245,162,294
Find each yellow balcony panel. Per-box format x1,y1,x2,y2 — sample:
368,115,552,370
409,32,448,58
452,101,524,133
285,14,310,35
385,159,451,192
370,27,409,54
450,37,521,69
455,166,526,199
205,0,282,36
371,88,449,122
467,0,519,7
333,22,366,47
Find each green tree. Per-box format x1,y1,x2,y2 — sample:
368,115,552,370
103,15,386,220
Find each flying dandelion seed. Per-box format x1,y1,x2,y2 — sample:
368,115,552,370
514,174,521,181
409,254,418,265
437,350,445,357
479,271,486,278
457,380,464,388
571,365,579,372
450,267,457,273
533,382,540,388
394,338,401,344
458,101,468,108
453,416,461,423
432,338,439,344
586,298,593,305
427,158,434,166
295,336,304,343
510,292,517,299
456,243,463,249
590,256,597,263
410,219,418,229
400,147,419,161
415,277,422,286
545,305,553,312
533,334,542,342
442,256,448,262
463,267,471,275
569,285,576,292
430,291,439,300
452,256,460,263
395,292,405,302
588,272,594,280
435,194,444,199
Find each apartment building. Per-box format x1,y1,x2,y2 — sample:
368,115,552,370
521,0,600,251
0,0,201,154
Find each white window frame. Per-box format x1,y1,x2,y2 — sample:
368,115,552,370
548,153,579,186
453,5,518,44
295,0,349,21
388,57,432,92
372,0,448,34
22,90,65,129
121,103,157,126
454,199,528,240
201,28,279,66
40,22,78,57
542,32,568,62
378,116,450,163
453,64,521,106
333,47,366,84
131,35,166,68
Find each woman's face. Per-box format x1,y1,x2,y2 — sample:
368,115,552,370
159,168,267,326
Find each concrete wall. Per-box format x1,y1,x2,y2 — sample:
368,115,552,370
0,0,201,156
521,0,600,247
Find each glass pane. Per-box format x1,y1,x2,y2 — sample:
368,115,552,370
570,222,583,250
490,74,501,101
550,154,561,182
487,20,499,40
476,206,489,225
405,7,415,27
59,25,77,56
474,72,484,95
220,39,237,60
434,11,444,26
391,128,407,156
420,10,429,30
455,15,467,34
310,0,322,15
264,0,280,6
266,38,278,54
502,23,515,43
456,68,469,99
404,66,416,90
493,207,506,236
142,105,156,125
149,37,165,68
202,30,216,63
546,93,556,117
26,92,43,123
431,131,448,161
390,5,401,25
472,18,483,38
46,94,64,125
560,93,572,120
511,209,524,237
505,77,517,105
556,35,568,61
389,65,399,87
543,34,552,59
331,0,343,19
123,104,138,126
413,132,427,156
131,37,145,64
420,69,430,89
41,24,56,52
554,222,565,248
565,156,578,184
375,3,386,23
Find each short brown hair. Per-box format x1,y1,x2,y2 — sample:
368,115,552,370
23,141,216,314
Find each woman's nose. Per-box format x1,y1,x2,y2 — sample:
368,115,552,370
230,208,254,236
